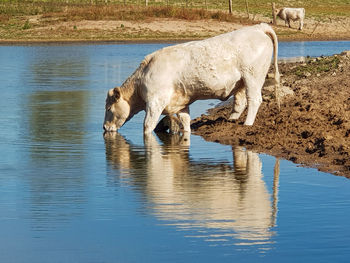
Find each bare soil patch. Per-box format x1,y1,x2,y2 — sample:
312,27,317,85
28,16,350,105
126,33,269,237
1,13,350,43
191,52,350,178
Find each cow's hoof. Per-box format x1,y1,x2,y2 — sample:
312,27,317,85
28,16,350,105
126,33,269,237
228,113,241,120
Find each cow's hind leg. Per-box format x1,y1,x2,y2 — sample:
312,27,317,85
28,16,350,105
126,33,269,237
243,75,264,126
229,84,247,120
177,107,191,133
154,115,180,133
299,19,303,30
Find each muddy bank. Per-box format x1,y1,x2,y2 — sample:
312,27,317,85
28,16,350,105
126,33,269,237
191,52,350,177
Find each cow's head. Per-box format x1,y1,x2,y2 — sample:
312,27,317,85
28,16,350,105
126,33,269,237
103,87,130,132
275,8,284,17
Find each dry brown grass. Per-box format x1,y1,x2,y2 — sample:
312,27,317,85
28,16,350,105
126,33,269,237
0,1,254,24
1,0,348,22
41,4,249,23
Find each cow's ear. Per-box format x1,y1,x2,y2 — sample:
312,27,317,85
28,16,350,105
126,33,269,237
113,87,121,100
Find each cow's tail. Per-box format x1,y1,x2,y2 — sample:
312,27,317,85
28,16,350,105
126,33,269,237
261,23,281,111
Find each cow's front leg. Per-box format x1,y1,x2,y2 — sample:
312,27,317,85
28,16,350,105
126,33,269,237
144,103,163,134
229,87,247,120
177,107,191,133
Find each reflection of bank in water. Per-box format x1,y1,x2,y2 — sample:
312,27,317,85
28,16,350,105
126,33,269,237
22,55,90,230
104,132,280,249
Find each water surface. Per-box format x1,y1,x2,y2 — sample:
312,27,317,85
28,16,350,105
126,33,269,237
0,42,350,262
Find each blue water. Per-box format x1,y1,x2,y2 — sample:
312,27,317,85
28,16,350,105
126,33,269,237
0,41,350,262
279,40,350,58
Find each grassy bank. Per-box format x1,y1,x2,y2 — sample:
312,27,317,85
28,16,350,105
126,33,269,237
1,0,349,18
0,1,246,23
0,0,349,42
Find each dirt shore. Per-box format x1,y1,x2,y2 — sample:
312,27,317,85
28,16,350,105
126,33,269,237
1,13,350,43
191,52,350,178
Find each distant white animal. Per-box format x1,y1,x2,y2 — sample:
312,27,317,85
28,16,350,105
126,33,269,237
103,23,280,134
275,7,305,30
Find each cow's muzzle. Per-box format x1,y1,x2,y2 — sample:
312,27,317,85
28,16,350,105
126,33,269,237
103,124,117,132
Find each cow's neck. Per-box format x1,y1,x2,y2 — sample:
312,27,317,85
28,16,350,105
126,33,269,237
120,61,148,119
120,81,145,118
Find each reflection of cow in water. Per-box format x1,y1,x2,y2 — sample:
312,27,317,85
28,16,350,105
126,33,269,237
104,132,279,248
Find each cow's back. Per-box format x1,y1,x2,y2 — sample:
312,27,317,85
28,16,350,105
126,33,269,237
284,7,305,20
138,24,274,109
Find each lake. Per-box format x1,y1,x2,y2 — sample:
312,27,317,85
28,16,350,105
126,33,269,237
0,41,350,263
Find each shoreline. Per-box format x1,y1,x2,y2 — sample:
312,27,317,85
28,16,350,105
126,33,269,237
1,35,350,46
0,39,191,46
191,52,350,178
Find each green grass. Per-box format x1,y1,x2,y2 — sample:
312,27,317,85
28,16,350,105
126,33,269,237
22,19,31,29
293,56,341,77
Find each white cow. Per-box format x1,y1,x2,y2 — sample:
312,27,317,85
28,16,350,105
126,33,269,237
275,7,305,30
103,23,280,134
